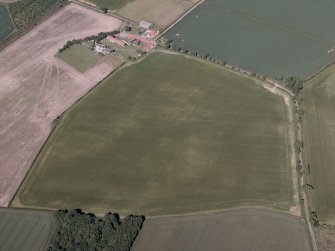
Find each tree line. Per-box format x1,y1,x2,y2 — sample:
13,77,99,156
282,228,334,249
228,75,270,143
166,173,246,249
48,209,145,251
58,30,119,53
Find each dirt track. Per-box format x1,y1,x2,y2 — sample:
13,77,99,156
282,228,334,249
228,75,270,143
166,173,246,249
0,3,122,206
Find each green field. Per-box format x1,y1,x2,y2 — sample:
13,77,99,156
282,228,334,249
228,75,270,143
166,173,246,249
166,0,335,79
88,0,133,10
0,208,53,250
57,45,103,72
0,4,14,41
15,52,292,216
303,64,335,225
133,209,311,251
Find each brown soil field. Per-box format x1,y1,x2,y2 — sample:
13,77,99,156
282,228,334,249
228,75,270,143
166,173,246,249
117,0,199,29
132,209,312,251
0,3,122,207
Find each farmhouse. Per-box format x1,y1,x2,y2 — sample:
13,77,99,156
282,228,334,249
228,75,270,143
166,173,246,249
95,43,110,55
139,20,154,30
107,35,126,47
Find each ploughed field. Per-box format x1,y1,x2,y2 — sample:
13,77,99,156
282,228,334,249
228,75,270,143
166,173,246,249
132,209,311,251
0,3,13,40
303,63,335,225
166,0,335,79
15,52,292,216
0,208,53,251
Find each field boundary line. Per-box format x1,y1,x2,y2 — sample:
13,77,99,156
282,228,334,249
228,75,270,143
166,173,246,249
303,60,335,83
69,0,133,23
145,207,304,220
158,0,205,39
299,112,318,251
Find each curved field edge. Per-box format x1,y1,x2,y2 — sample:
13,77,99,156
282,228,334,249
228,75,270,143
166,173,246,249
132,208,312,251
13,51,294,216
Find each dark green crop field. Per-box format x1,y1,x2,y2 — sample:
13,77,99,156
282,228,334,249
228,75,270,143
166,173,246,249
15,52,292,216
0,4,14,41
132,209,311,251
303,64,335,225
0,208,53,251
166,0,335,79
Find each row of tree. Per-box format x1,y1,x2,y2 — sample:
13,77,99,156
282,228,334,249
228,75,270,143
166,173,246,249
48,209,145,251
58,30,119,53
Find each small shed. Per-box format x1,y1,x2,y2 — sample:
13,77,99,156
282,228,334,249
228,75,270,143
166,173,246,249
139,20,154,30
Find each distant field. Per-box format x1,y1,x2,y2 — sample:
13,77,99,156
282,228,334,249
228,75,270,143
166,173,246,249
8,0,66,28
132,209,311,251
303,63,335,225
117,0,196,29
166,0,335,79
15,52,292,216
87,0,133,10
57,45,103,72
0,4,14,40
0,208,53,250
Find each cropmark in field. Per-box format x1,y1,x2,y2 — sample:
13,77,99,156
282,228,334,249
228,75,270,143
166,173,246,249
15,52,293,216
166,0,335,79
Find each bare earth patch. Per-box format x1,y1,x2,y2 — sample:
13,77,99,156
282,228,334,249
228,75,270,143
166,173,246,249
0,3,122,206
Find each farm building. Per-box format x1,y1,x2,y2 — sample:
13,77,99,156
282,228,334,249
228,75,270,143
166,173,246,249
107,36,127,47
143,30,159,39
95,43,110,55
139,20,154,30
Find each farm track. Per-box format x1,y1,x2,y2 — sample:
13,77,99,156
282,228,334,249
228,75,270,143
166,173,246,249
0,3,122,207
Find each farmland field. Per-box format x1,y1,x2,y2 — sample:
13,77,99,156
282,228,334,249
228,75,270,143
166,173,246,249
0,208,53,251
303,63,335,225
0,4,13,41
117,0,197,29
165,0,335,79
87,0,133,10
0,3,122,207
132,209,311,251
57,45,107,72
14,51,293,216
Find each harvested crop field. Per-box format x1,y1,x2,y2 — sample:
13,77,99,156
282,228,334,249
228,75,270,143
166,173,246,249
117,0,198,29
132,209,311,251
0,3,122,207
15,52,292,216
0,208,53,250
0,4,13,41
303,63,335,225
165,0,335,79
